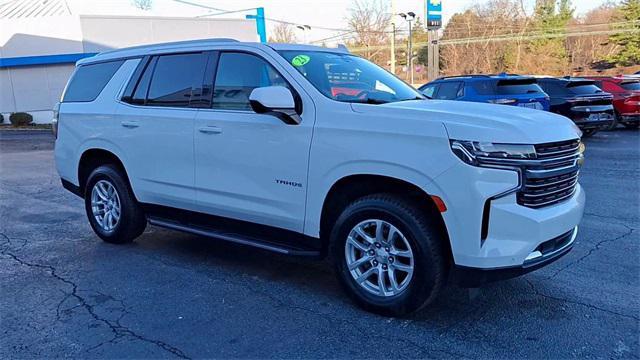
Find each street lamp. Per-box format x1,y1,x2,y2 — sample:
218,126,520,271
296,25,311,44
399,12,416,85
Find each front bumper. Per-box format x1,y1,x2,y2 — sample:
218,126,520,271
452,227,577,287
433,161,585,270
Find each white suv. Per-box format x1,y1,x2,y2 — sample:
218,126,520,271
54,39,585,316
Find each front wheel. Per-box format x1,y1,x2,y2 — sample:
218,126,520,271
84,164,146,244
330,194,447,316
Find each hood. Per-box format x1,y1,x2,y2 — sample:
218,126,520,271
352,99,581,144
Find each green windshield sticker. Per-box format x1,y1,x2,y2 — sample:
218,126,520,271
291,55,310,67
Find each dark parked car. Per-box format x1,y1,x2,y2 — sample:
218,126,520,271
586,76,640,129
537,77,614,136
418,74,550,111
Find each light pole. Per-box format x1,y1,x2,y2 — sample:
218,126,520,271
296,25,311,44
399,12,416,85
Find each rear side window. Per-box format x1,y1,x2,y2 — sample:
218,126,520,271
471,81,494,95
496,80,544,95
63,60,124,102
213,52,291,111
434,81,462,100
146,53,207,107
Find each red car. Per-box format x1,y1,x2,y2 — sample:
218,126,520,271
587,76,640,129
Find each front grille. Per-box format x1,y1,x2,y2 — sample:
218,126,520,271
517,139,582,209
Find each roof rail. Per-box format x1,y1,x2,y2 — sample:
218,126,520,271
97,38,239,56
436,74,491,80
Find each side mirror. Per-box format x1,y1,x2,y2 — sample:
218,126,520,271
249,86,301,125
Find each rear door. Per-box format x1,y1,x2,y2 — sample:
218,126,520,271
114,52,208,210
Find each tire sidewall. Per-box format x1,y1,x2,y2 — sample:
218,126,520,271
84,165,136,242
330,197,443,316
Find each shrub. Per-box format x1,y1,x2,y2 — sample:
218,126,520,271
9,112,33,127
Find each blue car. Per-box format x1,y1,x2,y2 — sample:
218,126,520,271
418,74,551,111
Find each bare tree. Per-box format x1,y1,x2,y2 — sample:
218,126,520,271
131,0,152,11
269,23,297,43
346,0,391,62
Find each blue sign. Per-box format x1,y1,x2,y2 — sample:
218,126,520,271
426,0,442,29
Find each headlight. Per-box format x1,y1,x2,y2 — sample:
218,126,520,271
450,140,536,166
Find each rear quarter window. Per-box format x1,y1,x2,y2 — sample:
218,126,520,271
63,60,124,102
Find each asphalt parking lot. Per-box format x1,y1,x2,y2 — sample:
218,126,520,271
1,129,638,359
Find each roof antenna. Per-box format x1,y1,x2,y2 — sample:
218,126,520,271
337,44,350,53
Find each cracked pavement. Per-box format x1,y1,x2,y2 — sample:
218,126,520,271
1,129,638,359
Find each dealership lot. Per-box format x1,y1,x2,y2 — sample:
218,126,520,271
1,130,638,359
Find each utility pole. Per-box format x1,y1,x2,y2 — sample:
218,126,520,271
400,12,416,85
390,0,396,74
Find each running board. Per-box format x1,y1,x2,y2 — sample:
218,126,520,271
148,217,321,257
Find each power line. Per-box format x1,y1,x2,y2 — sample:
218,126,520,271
347,27,639,53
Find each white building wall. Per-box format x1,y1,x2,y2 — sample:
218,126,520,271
1,15,256,124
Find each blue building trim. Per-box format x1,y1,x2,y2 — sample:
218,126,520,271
0,53,98,69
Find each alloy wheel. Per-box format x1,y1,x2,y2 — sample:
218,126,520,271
345,219,415,297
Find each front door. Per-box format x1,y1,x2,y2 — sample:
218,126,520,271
194,51,315,233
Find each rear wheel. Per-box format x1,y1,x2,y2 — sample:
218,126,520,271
84,164,146,244
330,194,447,316
582,128,598,137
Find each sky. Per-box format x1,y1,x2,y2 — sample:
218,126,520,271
67,0,614,43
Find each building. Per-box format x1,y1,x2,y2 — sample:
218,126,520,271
0,0,258,123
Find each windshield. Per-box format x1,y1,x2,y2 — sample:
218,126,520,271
278,51,423,104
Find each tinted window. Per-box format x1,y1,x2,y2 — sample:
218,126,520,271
129,57,156,105
435,82,462,100
567,83,604,95
420,85,437,98
146,53,207,107
213,52,290,110
496,80,544,95
471,81,494,95
621,82,640,91
539,81,567,97
63,60,124,102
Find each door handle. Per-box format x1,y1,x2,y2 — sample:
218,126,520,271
121,121,140,128
198,126,223,134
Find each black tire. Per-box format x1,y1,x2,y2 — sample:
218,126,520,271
330,194,447,317
84,164,146,244
582,128,598,137
623,122,639,129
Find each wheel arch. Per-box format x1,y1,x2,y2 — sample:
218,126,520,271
318,174,452,263
78,148,131,197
